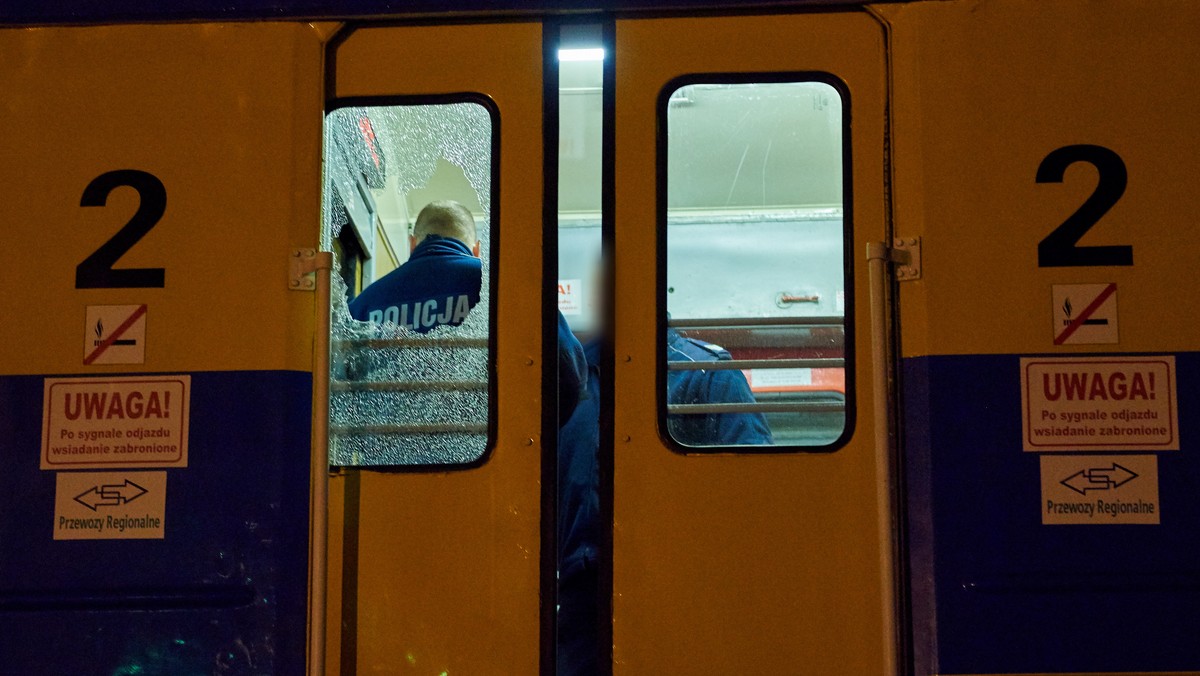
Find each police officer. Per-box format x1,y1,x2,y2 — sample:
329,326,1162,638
348,200,588,417
666,327,774,446
349,200,481,332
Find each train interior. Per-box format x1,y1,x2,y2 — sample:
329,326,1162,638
322,36,850,459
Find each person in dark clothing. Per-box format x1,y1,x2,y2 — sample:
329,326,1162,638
557,340,602,676
665,327,774,446
558,314,589,423
555,316,774,674
349,200,482,332
347,200,587,416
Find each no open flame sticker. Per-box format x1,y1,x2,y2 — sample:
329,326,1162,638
1021,356,1178,452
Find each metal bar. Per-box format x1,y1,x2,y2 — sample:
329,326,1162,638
867,239,899,676
333,337,488,349
778,294,821,304
331,380,487,392
331,423,489,435
665,207,843,225
668,402,845,415
308,251,334,676
668,316,844,328
668,358,844,371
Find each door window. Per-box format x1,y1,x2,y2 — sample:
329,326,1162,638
324,99,497,466
661,77,852,450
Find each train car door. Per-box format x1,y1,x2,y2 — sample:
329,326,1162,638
0,23,323,674
322,22,550,675
611,11,896,674
882,1,1200,674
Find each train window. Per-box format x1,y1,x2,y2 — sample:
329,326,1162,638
661,76,851,451
323,99,496,467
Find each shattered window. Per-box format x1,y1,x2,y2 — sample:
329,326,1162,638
323,101,495,466
662,78,851,450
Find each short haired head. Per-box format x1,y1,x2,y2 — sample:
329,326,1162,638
412,200,479,254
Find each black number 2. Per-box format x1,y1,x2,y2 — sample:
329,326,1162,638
76,170,167,289
1036,144,1132,267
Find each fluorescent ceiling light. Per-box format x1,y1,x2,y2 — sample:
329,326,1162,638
558,48,605,62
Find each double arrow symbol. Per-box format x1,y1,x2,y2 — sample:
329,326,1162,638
1060,463,1138,495
73,479,148,511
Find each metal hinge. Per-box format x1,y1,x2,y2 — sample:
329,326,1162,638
867,237,922,281
892,237,921,281
289,248,333,291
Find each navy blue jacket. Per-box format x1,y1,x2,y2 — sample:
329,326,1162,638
346,236,589,416
556,340,601,676
348,235,481,332
557,331,773,576
558,340,601,581
666,329,774,446
554,333,770,675
558,313,588,422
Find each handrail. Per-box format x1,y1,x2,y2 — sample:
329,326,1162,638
668,358,843,371
331,423,488,435
668,402,844,415
331,380,487,392
307,251,334,676
668,316,844,328
866,239,901,676
333,337,488,349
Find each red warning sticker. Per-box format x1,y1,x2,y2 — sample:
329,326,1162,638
41,375,190,469
1021,356,1178,452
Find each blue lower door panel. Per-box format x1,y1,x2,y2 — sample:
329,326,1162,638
904,354,1200,674
0,371,312,676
